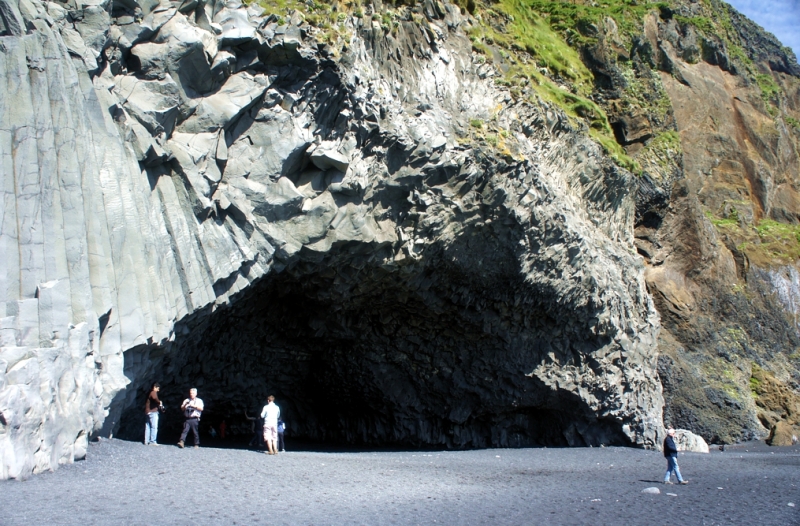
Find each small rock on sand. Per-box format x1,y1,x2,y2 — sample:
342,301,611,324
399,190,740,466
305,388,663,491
642,487,660,495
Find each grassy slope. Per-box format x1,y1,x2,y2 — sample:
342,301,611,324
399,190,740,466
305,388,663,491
253,0,799,268
465,0,653,172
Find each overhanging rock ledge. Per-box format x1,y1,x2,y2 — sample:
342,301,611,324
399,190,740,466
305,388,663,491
0,0,663,479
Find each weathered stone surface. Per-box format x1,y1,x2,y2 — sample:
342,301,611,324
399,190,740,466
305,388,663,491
614,113,652,145
0,0,26,36
177,72,269,133
24,0,800,479
214,5,255,46
113,75,182,136
144,11,217,95
767,421,797,447
309,146,350,173
652,50,800,444
0,0,672,477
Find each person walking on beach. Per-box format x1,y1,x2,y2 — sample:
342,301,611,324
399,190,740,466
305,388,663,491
261,395,280,455
144,382,163,445
664,428,689,485
178,388,204,449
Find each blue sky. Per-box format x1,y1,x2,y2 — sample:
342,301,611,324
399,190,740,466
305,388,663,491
726,0,800,56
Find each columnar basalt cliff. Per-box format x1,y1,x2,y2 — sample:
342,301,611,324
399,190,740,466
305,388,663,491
0,0,798,480
0,0,664,478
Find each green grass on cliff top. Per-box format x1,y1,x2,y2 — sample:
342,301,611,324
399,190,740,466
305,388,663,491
467,0,654,173
253,0,668,173
522,0,664,41
708,211,800,267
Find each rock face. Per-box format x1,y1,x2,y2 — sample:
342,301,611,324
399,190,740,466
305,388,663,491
767,421,797,447
633,4,800,445
751,364,800,446
3,0,799,480
544,0,800,445
0,0,665,478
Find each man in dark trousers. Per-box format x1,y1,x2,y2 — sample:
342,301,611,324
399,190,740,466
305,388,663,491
663,428,689,484
277,419,286,452
178,388,204,449
245,409,263,448
144,383,163,445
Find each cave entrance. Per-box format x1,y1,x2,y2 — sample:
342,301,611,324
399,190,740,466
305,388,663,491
117,247,630,449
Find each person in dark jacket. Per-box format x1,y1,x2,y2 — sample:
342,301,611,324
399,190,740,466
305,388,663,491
245,410,264,448
663,428,688,484
144,383,163,445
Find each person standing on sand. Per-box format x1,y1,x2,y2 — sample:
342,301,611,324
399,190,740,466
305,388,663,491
277,418,286,452
144,383,163,445
664,428,689,485
178,388,204,449
245,409,264,448
261,395,280,455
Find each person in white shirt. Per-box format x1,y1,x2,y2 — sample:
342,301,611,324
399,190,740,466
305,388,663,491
178,388,204,448
260,395,281,455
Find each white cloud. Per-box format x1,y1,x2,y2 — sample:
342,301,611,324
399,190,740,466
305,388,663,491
726,0,800,56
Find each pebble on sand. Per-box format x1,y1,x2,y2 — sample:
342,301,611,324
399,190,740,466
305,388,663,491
642,487,660,495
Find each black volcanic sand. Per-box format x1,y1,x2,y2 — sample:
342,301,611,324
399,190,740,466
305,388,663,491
1,439,798,525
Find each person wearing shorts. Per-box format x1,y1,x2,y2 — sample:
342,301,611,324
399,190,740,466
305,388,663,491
260,395,280,455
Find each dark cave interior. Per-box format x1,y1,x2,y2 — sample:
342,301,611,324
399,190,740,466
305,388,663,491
116,238,631,450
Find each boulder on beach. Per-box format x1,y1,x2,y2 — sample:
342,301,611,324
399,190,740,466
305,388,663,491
674,429,710,453
767,422,797,447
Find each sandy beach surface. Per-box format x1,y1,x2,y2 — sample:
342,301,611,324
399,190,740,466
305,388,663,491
1,438,798,525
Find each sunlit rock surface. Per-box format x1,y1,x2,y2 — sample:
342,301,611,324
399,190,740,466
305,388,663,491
0,0,669,478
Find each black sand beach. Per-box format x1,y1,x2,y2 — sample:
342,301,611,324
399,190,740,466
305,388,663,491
1,439,798,525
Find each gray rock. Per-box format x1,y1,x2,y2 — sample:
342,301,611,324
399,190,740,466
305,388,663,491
214,6,255,46
175,0,198,14
642,487,661,494
74,5,112,53
115,5,176,51
0,0,26,36
177,72,269,133
113,0,160,18
60,26,100,71
210,49,236,82
0,0,667,480
113,75,182,135
168,131,221,202
148,12,218,95
309,147,350,172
